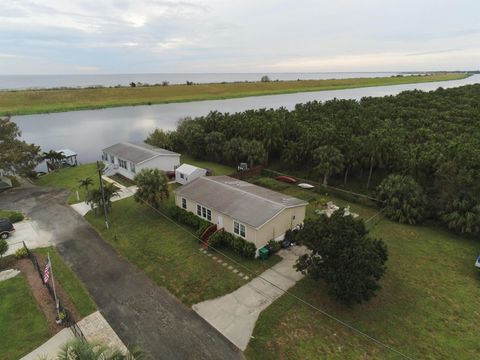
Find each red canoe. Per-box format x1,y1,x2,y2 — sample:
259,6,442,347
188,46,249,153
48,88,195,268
276,175,297,184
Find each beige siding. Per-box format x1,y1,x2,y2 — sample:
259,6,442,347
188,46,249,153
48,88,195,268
175,194,306,250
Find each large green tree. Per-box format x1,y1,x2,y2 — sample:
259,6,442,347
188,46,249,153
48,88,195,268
134,168,169,209
295,211,388,306
0,117,41,175
377,174,428,225
439,191,480,235
86,183,119,216
312,145,344,186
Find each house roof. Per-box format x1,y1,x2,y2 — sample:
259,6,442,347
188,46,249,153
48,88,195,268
176,163,204,175
56,149,77,158
175,176,308,229
102,142,180,164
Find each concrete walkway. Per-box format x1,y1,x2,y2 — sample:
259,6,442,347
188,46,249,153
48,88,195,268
70,185,138,216
193,246,308,350
5,219,53,256
0,269,20,282
21,311,128,360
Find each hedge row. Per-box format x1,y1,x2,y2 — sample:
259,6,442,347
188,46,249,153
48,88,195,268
166,206,210,233
208,231,256,259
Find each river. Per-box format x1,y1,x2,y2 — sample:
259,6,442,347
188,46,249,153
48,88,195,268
12,74,480,166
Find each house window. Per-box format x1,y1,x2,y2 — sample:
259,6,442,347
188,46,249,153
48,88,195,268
180,173,185,179
102,152,108,161
130,162,136,173
233,220,246,238
110,154,115,164
196,205,211,221
181,198,187,209
119,159,128,169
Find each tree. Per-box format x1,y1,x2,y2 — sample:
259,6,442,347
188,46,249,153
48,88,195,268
86,183,119,215
295,211,388,306
53,338,145,360
78,177,94,192
260,75,270,82
0,117,41,176
43,150,67,171
312,145,344,186
204,131,226,163
439,191,480,234
134,168,169,209
377,174,428,225
145,129,175,151
245,140,267,168
0,239,8,257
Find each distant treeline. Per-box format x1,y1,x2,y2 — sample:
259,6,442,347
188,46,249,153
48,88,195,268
146,84,480,235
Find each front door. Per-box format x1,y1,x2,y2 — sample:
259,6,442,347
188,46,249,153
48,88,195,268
217,215,223,229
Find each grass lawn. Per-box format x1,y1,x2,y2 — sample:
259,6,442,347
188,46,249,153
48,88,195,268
0,209,24,222
0,276,50,360
0,73,469,116
35,163,99,204
35,247,97,318
85,197,280,306
181,154,235,176
245,202,480,358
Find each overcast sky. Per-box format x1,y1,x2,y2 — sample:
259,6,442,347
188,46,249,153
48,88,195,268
1,0,479,74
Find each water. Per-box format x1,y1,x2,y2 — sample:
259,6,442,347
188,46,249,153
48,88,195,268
0,72,409,90
11,74,480,168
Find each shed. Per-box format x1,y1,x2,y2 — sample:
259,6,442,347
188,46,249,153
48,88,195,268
175,163,207,184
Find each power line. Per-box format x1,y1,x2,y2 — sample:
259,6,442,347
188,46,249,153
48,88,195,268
133,195,414,360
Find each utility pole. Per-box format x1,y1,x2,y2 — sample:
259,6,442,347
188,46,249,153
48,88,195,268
97,161,109,229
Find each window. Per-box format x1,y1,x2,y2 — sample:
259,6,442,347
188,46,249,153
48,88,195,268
180,173,185,179
119,159,128,169
130,162,136,173
182,198,187,209
233,220,246,238
102,152,108,161
110,154,115,164
196,205,211,221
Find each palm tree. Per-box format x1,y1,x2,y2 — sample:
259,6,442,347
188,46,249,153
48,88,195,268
134,168,169,209
51,338,146,360
86,182,119,215
43,150,66,171
78,177,94,192
312,145,344,186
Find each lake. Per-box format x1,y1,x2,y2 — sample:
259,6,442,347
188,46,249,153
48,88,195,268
12,74,480,167
1,72,407,90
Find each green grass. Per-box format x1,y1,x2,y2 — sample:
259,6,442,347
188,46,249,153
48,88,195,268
181,154,235,176
85,197,280,306
35,163,99,204
246,194,480,359
35,247,97,318
0,275,50,360
0,73,469,116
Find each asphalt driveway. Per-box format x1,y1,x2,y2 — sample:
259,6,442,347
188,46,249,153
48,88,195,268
0,186,243,360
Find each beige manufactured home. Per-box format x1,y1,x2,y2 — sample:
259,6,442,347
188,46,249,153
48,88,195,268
174,176,307,251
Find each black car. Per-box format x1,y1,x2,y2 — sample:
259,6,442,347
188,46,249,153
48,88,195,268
0,218,15,239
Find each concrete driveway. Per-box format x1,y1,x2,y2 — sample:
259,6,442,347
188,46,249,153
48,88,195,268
5,219,53,256
0,186,243,360
193,246,308,350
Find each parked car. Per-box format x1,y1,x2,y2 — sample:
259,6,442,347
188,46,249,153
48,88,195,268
166,171,176,180
475,255,480,269
0,218,15,239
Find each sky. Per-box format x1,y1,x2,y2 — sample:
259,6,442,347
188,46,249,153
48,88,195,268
0,0,479,74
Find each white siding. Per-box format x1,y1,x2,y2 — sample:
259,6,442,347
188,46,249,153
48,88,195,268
138,155,180,173
175,167,207,184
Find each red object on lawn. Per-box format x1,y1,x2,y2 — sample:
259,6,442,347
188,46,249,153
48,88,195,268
166,171,175,180
276,175,297,184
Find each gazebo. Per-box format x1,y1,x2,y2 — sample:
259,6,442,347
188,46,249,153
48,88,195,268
57,149,78,167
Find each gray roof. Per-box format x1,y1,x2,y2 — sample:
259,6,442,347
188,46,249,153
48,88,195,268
175,176,307,229
102,142,180,164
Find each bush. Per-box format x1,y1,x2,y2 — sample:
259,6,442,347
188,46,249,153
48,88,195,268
197,222,212,237
15,247,28,259
267,239,281,254
0,239,8,257
208,232,225,249
8,212,24,223
243,242,256,259
167,207,209,231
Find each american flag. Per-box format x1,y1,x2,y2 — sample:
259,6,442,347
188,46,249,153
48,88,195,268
43,260,51,284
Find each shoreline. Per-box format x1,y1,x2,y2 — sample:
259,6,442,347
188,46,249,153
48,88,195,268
1,73,471,116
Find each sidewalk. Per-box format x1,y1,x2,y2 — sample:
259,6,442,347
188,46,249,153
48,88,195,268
21,311,129,359
70,185,137,216
5,219,53,256
193,246,308,350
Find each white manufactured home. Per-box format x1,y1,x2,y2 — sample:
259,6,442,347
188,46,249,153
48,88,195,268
175,163,207,185
102,142,180,180
174,176,307,251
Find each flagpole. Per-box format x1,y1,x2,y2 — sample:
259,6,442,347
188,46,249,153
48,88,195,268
48,253,60,316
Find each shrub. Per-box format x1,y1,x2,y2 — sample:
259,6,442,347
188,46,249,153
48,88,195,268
208,232,225,249
197,222,212,237
15,247,28,259
243,242,256,259
267,239,281,254
167,207,209,231
8,212,24,223
0,239,8,257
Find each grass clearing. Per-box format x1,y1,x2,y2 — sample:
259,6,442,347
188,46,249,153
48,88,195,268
35,163,99,204
0,73,469,116
35,247,96,318
0,275,50,360
85,197,280,306
0,209,24,223
181,154,235,176
245,188,480,359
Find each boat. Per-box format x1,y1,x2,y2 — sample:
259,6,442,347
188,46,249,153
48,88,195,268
276,175,297,184
298,183,314,189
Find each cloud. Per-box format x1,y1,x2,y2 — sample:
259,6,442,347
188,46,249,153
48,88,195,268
74,66,101,73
